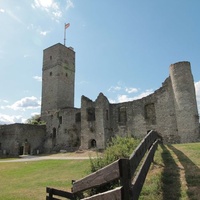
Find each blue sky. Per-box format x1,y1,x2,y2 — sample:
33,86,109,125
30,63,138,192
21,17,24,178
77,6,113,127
0,0,200,124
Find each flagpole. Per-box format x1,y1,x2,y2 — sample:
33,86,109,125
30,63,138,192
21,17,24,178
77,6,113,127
64,23,70,46
64,23,66,46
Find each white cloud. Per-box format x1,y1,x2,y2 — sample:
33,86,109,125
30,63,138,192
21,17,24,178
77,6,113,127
31,0,74,21
0,99,9,104
108,86,121,93
6,96,41,111
66,0,74,10
31,112,40,117
33,0,57,10
0,99,9,109
125,87,138,94
32,0,63,21
52,10,62,18
0,8,5,13
108,88,154,103
27,23,50,36
108,99,116,103
117,95,134,102
27,23,35,30
132,89,154,100
33,76,42,82
116,89,153,103
108,82,139,94
0,114,26,124
40,30,49,36
108,81,154,103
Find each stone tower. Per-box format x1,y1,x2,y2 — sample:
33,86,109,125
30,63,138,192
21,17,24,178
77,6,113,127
41,43,75,116
170,61,199,142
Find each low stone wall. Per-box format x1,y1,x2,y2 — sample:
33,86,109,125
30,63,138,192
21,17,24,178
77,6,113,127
0,123,46,156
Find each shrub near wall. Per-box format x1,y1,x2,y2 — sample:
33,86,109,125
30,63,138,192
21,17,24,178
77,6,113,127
88,136,140,196
90,136,140,172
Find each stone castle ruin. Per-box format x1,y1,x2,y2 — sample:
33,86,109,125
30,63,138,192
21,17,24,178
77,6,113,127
0,43,199,156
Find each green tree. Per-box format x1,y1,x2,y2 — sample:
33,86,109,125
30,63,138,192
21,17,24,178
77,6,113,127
26,114,46,125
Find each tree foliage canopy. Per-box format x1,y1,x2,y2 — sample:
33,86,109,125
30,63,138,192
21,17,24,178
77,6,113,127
26,114,46,125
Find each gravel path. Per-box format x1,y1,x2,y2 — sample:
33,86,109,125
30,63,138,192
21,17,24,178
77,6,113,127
0,154,94,163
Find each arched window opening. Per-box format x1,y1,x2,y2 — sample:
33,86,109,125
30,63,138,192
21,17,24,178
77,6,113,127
89,139,97,148
106,109,109,120
75,112,81,122
118,106,127,125
59,116,62,124
23,139,31,155
52,128,56,138
87,107,95,121
145,103,156,125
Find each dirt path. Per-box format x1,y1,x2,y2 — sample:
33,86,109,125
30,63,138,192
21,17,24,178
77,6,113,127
0,150,101,163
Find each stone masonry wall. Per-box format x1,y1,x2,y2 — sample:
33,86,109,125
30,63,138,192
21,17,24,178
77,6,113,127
79,62,199,148
42,107,81,152
0,124,46,156
170,62,199,142
41,43,75,116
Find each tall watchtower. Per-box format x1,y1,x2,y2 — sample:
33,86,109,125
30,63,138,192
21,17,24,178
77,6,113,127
41,43,75,116
170,61,199,142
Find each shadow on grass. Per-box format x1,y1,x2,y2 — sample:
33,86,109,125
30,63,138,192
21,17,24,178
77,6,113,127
168,145,200,200
160,144,181,200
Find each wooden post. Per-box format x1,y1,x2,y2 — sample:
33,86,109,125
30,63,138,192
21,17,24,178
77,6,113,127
119,159,131,200
46,187,53,200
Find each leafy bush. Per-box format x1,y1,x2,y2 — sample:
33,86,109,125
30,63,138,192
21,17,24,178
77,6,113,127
87,136,140,196
90,135,140,172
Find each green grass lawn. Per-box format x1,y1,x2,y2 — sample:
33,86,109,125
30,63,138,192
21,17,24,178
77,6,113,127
140,143,200,200
0,159,90,200
0,143,199,200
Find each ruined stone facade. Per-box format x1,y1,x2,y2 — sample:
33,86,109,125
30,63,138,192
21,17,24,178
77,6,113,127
0,124,46,156
0,43,199,156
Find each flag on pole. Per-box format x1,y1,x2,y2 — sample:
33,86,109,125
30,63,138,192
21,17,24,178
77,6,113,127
65,23,70,29
64,23,70,46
